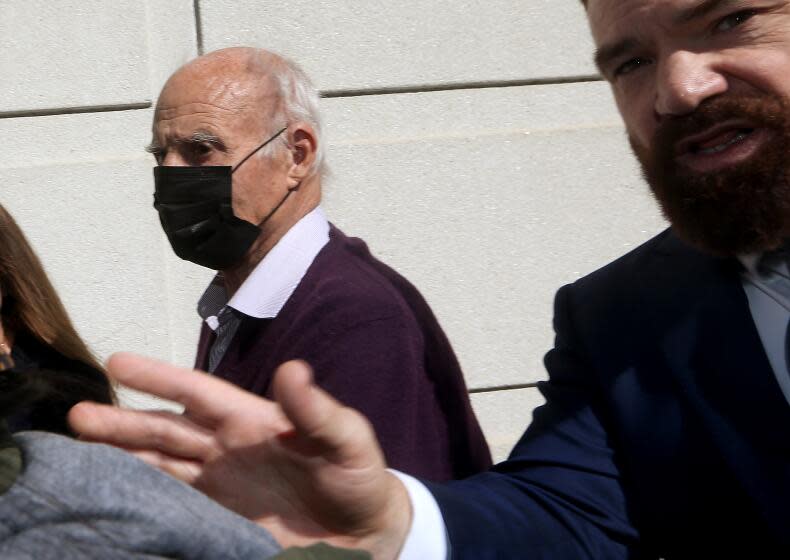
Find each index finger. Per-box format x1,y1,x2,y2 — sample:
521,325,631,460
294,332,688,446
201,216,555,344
104,352,272,424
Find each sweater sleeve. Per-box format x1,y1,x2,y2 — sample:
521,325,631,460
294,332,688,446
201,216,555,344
291,309,453,479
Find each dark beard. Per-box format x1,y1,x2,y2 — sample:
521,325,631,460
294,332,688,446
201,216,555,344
630,94,790,256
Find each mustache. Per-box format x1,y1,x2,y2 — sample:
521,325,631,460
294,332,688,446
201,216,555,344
633,91,790,256
653,94,787,156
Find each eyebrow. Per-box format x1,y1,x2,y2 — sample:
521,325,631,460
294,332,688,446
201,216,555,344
673,0,739,25
144,131,226,154
594,37,640,75
187,131,223,145
593,0,743,74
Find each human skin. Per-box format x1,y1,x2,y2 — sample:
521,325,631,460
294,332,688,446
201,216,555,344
588,0,790,175
150,47,321,294
69,353,412,559
72,2,790,557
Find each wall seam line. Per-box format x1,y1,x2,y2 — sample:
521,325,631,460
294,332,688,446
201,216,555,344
193,0,205,55
321,75,602,98
0,103,152,120
469,383,540,394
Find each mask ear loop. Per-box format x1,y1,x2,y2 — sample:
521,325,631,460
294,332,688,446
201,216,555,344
231,126,288,174
230,126,297,228
256,187,296,228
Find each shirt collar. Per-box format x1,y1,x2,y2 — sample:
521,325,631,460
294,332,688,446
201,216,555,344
738,253,760,276
739,250,790,278
197,206,330,325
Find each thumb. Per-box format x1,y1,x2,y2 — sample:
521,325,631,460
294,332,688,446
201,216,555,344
273,360,382,466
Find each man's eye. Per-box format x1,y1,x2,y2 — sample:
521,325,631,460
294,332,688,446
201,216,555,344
195,143,213,156
614,57,652,77
715,9,757,32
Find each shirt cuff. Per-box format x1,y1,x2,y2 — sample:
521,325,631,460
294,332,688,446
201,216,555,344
388,469,448,560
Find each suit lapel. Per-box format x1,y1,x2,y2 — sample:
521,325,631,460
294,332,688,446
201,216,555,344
654,233,790,540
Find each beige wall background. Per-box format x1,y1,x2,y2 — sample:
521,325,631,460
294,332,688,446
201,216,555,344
0,1,666,462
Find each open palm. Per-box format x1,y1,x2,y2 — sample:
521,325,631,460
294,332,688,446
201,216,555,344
69,353,411,558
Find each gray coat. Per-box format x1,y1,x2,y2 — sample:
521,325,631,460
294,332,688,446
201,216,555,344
0,431,281,559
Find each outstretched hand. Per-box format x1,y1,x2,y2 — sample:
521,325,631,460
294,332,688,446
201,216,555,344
68,353,411,559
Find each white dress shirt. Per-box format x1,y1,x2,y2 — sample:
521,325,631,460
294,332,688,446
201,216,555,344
739,253,790,405
197,206,330,340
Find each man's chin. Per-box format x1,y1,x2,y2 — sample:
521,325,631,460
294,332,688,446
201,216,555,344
654,191,790,257
630,93,790,257
633,142,790,256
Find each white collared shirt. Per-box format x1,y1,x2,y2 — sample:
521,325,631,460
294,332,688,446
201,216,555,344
197,206,330,328
739,253,790,406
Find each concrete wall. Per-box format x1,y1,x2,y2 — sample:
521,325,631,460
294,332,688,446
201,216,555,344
1,1,666,462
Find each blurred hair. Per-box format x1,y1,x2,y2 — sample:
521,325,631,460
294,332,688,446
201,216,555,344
0,205,103,372
0,204,113,428
0,366,112,433
251,51,328,178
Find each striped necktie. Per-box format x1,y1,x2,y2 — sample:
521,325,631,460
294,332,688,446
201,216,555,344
756,247,790,375
208,306,243,373
0,346,12,372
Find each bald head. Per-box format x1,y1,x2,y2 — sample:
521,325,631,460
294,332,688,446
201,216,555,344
152,47,325,176
158,48,285,130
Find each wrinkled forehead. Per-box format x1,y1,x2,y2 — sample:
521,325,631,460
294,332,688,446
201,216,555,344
586,0,685,45
152,69,280,138
155,70,256,115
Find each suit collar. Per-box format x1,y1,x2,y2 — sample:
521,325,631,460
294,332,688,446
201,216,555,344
652,238,790,539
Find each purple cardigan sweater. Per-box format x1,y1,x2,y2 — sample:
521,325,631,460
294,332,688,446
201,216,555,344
196,225,491,481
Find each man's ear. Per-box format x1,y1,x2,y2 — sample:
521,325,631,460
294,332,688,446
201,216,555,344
286,124,318,188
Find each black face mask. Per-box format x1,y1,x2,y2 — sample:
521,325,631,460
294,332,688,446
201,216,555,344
153,127,289,270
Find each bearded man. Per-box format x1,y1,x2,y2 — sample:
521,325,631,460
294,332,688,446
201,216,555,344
71,1,790,558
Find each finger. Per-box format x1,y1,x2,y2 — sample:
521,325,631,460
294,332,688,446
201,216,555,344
104,352,274,425
128,449,204,486
273,360,381,466
69,402,218,461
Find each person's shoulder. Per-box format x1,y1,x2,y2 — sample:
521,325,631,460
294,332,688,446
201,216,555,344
556,227,732,330
574,228,674,289
15,432,147,472
565,227,708,299
553,228,680,324
295,226,418,324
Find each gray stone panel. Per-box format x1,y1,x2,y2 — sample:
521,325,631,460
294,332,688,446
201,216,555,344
1,158,171,362
144,0,200,99
471,387,545,463
0,110,172,364
0,1,151,113
321,82,667,389
0,106,210,373
198,0,596,91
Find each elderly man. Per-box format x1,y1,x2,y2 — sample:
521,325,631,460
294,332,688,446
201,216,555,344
146,47,491,481
72,1,790,558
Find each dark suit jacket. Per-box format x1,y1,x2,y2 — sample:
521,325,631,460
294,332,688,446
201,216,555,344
427,229,790,559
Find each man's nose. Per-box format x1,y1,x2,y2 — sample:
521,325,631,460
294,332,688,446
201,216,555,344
654,51,727,117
